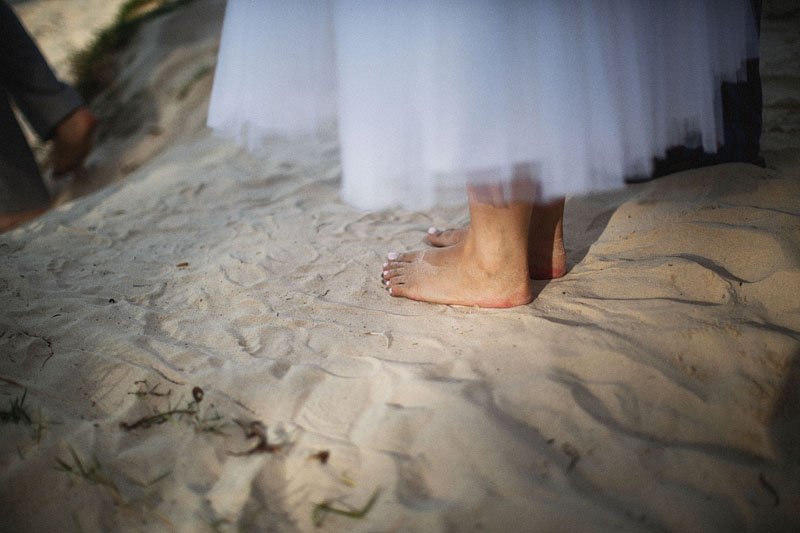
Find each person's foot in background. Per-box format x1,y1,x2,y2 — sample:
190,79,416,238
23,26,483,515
51,106,96,178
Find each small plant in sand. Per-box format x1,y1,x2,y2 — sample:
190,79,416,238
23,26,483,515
0,388,31,425
1,389,60,448
70,0,196,101
55,444,172,526
55,446,125,505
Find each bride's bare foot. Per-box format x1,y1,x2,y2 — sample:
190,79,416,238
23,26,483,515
423,198,567,280
51,106,97,177
382,242,532,308
383,192,534,308
528,198,566,279
529,236,566,279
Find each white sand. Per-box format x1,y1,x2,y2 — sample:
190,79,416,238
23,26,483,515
1,1,799,531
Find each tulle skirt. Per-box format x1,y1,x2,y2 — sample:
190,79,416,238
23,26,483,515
207,0,758,211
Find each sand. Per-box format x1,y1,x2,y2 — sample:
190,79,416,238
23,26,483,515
1,1,799,531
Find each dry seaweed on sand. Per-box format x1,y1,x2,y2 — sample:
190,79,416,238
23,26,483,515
119,386,227,434
312,488,381,528
309,450,330,464
119,400,198,430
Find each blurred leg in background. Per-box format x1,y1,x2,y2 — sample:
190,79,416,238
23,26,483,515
0,0,95,232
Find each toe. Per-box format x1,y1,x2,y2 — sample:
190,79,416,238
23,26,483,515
385,272,407,290
387,279,408,297
382,267,402,280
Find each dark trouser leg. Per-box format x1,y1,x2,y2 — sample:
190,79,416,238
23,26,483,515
0,0,85,213
636,0,763,181
0,87,49,213
0,0,83,139
648,56,764,179
716,55,763,165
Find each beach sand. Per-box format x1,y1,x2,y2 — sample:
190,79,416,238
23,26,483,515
1,1,799,531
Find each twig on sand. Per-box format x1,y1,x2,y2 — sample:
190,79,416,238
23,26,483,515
309,450,330,464
0,374,25,388
128,380,172,398
125,469,171,489
228,420,281,456
312,489,381,528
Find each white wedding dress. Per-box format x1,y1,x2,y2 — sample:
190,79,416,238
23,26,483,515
207,0,758,211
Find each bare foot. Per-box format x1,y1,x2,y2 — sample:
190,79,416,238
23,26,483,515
528,199,566,279
382,243,532,307
528,238,566,280
51,106,97,177
425,222,567,280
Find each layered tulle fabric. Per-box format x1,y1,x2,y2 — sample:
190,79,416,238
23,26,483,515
207,0,758,210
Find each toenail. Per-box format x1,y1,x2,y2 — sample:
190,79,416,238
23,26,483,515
388,287,393,295
383,262,388,268
427,227,438,234
387,252,399,260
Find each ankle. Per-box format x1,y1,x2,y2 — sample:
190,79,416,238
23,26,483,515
55,107,96,143
463,233,529,277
